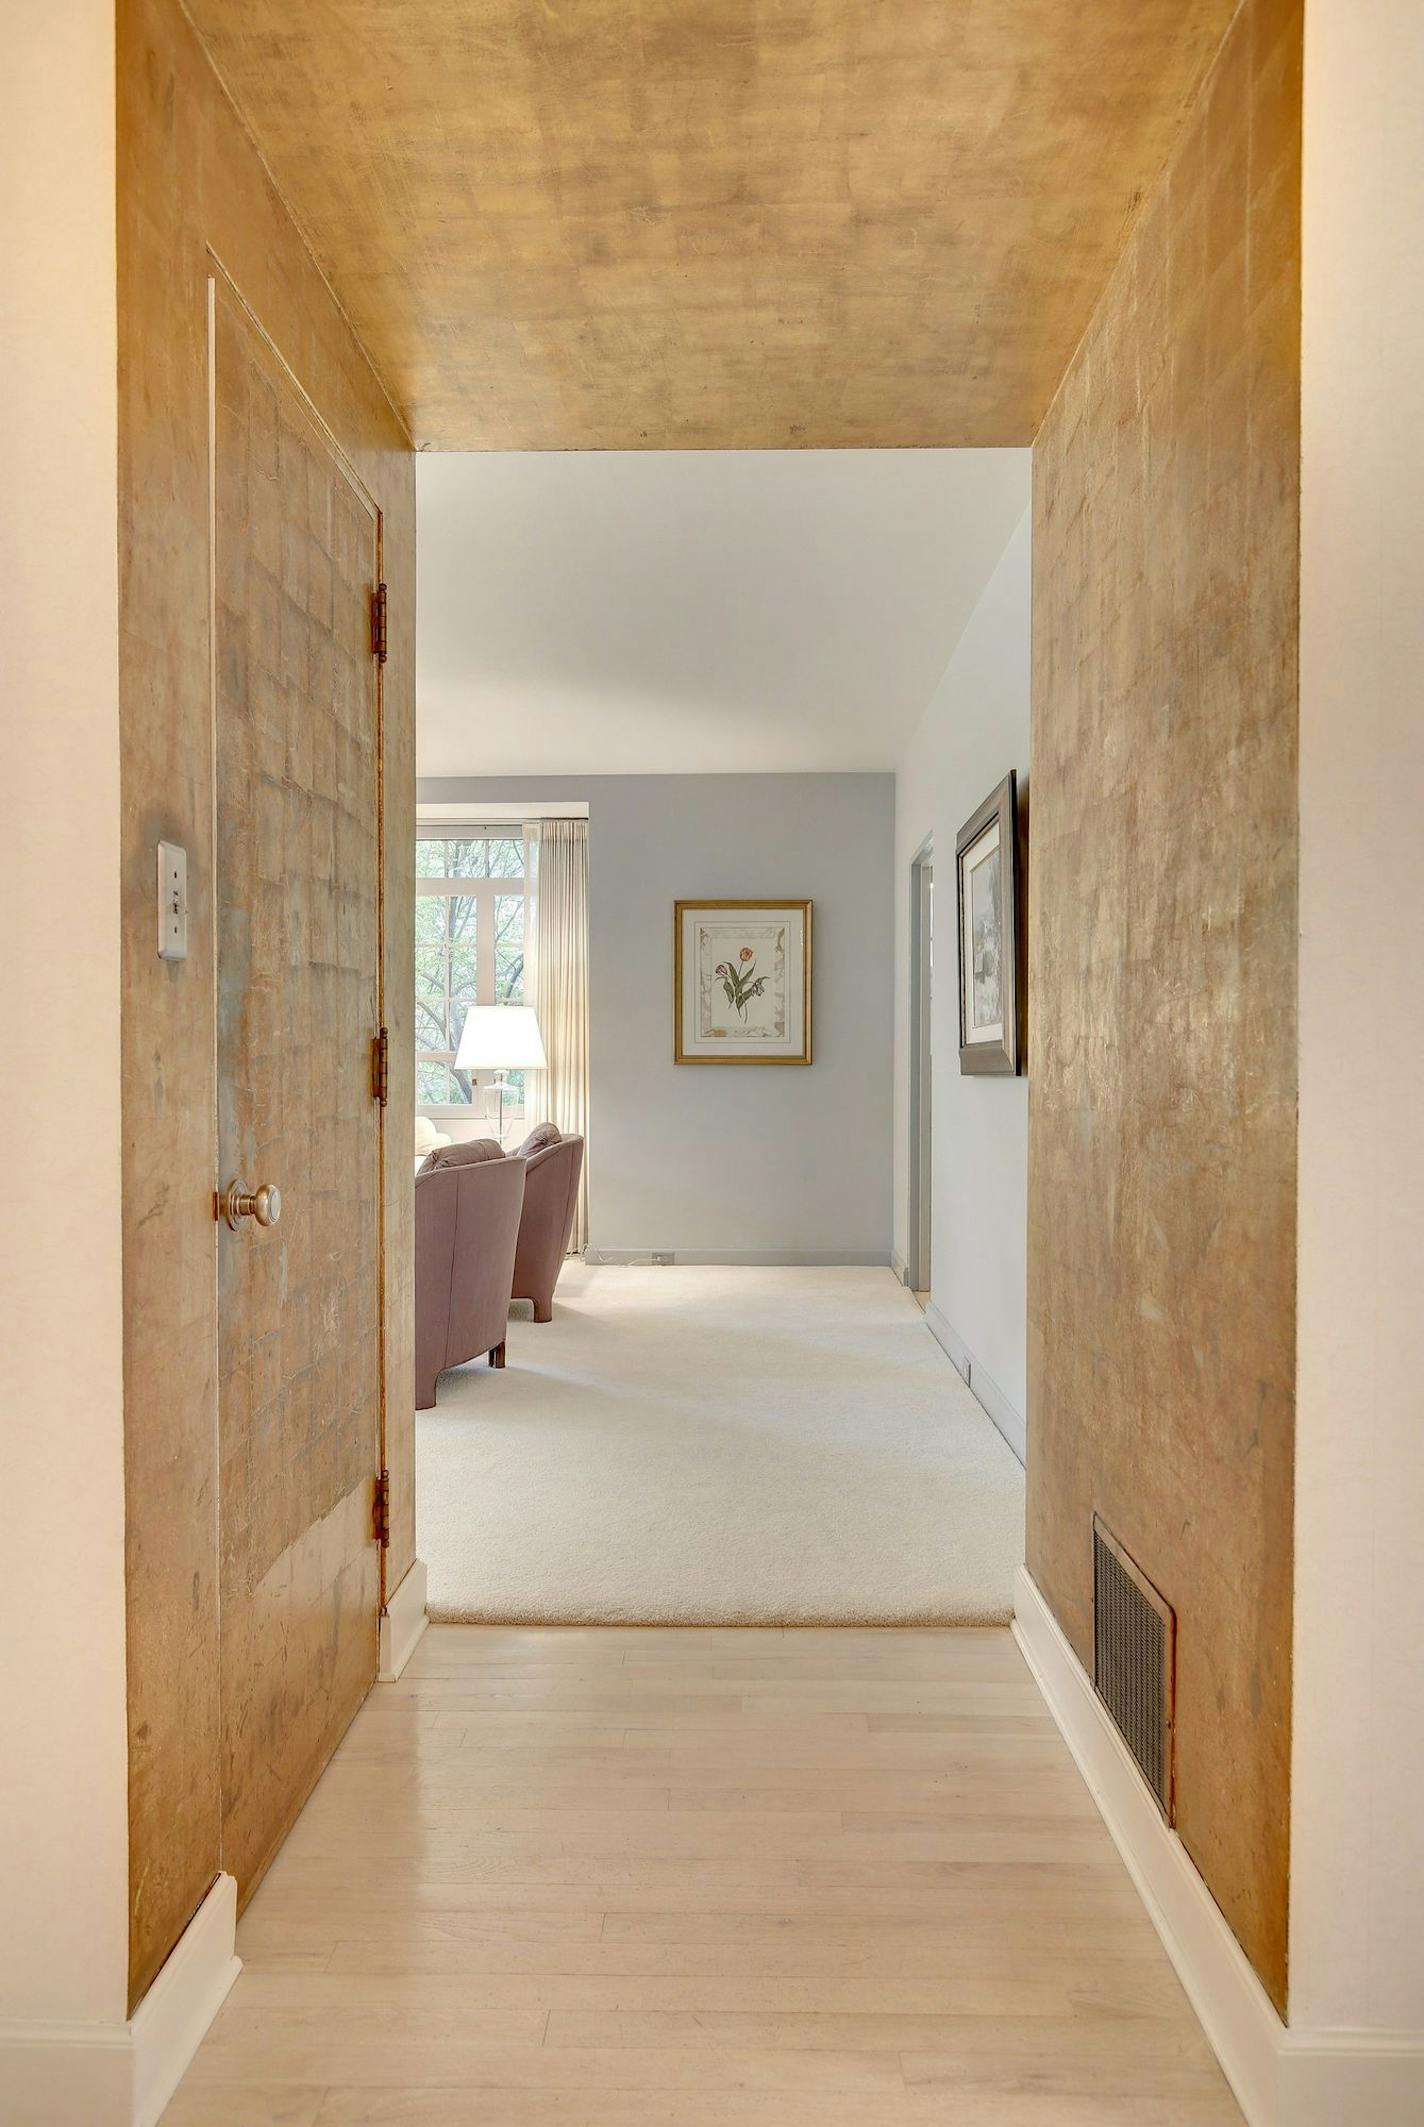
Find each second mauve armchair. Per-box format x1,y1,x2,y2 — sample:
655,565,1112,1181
511,1124,585,1322
414,1140,525,1409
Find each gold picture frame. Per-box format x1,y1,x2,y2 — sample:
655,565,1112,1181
674,900,813,1065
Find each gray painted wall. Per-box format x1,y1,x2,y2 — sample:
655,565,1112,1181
418,774,895,1261
892,511,1030,1450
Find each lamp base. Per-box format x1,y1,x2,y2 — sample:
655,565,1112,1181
485,1075,512,1148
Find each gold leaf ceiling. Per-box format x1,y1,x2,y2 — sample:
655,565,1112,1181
185,0,1238,448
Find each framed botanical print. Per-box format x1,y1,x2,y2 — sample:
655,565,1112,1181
955,774,1022,1075
674,900,812,1065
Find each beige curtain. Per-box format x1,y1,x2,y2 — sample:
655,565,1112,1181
522,821,542,1120
524,818,589,1253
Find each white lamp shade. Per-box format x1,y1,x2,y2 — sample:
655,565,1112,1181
454,1004,547,1072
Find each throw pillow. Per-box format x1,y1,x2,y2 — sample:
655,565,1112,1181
421,1138,505,1173
515,1122,561,1158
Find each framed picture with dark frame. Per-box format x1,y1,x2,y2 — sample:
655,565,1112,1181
955,772,1022,1075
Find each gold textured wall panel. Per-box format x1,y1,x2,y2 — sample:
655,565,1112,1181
118,0,414,2006
1027,0,1301,2012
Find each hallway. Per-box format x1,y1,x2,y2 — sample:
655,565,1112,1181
162,1625,1241,2125
15,1,1424,2114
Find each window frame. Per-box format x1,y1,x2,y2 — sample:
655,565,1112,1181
415,826,528,1119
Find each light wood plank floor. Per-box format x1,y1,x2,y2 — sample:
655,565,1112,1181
163,1626,1242,2126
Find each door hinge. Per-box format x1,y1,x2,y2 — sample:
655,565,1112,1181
371,580,389,665
371,1026,389,1106
372,1468,391,1548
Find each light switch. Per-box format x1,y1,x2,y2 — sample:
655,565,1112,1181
158,841,188,960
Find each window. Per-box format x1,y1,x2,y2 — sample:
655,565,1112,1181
416,832,527,1112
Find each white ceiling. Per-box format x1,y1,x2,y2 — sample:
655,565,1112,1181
416,450,1030,777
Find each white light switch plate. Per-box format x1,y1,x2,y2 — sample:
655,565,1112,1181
158,840,188,960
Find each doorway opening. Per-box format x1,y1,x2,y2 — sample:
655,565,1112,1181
908,836,934,1306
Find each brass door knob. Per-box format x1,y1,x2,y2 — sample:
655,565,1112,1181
220,1179,283,1231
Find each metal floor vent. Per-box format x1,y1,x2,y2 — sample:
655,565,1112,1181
1093,1517,1176,1819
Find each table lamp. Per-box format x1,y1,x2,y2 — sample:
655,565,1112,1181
454,1005,547,1145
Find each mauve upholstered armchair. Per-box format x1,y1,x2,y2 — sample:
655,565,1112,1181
511,1125,585,1322
414,1141,525,1409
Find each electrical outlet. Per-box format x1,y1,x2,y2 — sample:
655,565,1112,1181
157,841,188,960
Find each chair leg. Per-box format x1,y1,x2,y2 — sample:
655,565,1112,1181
489,1340,507,1369
533,1295,553,1324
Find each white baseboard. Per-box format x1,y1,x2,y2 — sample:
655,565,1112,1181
923,1303,1026,1464
1013,1569,1424,2127
922,1301,970,1382
890,1249,907,1284
0,1872,240,2127
0,2025,132,2127
1012,1566,1281,2124
1278,2032,1424,2126
130,1873,240,2126
379,1556,429,1682
583,1249,891,1268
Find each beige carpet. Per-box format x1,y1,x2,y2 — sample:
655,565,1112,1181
417,1264,1025,1625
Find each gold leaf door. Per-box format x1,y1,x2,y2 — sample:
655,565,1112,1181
212,278,384,1898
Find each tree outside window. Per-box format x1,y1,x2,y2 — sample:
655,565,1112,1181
416,834,527,1112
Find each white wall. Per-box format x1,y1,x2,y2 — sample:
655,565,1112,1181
417,450,1031,777
0,0,130,2066
892,510,1031,1447
1291,0,1424,2045
418,775,896,1261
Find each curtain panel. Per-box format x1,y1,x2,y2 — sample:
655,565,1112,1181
524,818,590,1253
